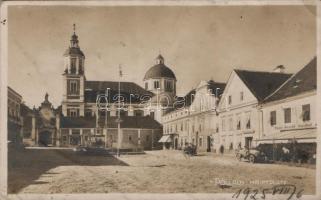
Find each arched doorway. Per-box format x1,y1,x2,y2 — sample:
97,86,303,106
39,131,52,146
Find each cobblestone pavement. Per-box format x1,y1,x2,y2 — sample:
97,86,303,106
8,148,315,194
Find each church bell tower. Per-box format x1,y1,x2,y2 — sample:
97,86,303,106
62,24,85,117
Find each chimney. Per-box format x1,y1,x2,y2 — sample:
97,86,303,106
273,65,285,73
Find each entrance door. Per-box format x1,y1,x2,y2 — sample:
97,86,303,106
245,137,253,149
174,138,178,150
39,131,52,146
207,136,211,152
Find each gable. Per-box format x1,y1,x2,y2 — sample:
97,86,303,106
218,71,257,111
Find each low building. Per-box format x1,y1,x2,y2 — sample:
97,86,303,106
215,69,291,153
7,87,23,147
161,80,225,152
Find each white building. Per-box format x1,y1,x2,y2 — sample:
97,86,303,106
215,69,291,153
257,57,316,145
161,80,225,152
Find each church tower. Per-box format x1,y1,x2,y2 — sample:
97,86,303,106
62,24,85,117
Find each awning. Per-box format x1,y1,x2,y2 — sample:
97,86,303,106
158,135,172,143
256,128,317,144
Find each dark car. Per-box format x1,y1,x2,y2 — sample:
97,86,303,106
183,143,197,156
73,146,110,156
235,147,267,163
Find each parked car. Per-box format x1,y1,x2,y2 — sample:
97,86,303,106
73,146,110,156
183,143,197,157
235,147,267,163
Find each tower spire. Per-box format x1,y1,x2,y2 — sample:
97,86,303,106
73,23,76,34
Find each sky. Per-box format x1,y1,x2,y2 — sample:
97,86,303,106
8,5,316,108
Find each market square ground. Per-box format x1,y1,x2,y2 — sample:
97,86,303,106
8,149,315,194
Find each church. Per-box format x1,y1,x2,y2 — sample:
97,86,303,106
26,25,179,150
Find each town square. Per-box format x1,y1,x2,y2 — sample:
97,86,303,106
4,3,318,197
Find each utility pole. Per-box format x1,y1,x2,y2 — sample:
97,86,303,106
117,65,122,157
104,88,110,149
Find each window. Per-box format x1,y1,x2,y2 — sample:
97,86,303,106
165,80,173,92
199,137,202,147
128,135,132,141
284,108,291,123
181,123,183,131
69,80,78,94
216,123,219,133
240,92,244,101
236,119,241,130
228,95,232,105
145,82,148,90
222,119,226,131
79,59,83,74
270,111,276,126
68,109,78,117
246,118,251,129
146,135,150,142
150,111,155,119
302,104,310,121
154,81,160,89
62,136,67,142
229,118,233,131
134,110,144,117
70,58,77,73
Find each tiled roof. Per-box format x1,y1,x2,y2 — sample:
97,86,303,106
98,116,162,129
235,69,292,101
264,57,316,103
85,81,154,103
60,116,96,128
60,115,162,129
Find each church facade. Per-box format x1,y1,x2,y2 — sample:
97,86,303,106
26,26,179,150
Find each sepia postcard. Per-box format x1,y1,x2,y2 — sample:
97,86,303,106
0,0,321,200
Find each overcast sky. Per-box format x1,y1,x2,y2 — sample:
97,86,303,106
8,5,316,108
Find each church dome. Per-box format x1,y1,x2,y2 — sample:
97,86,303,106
144,54,176,81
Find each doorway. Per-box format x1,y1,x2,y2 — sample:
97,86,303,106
39,131,52,146
207,136,211,152
245,137,253,149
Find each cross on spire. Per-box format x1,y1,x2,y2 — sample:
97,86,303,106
73,23,76,34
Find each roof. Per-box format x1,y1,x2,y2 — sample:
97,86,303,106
64,47,85,57
98,116,163,129
234,69,292,101
144,64,176,80
60,116,96,128
85,81,153,103
264,57,316,103
207,80,226,96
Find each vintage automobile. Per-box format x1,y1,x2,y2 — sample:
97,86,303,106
183,143,197,157
235,148,267,163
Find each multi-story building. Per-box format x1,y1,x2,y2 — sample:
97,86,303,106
26,25,178,150
161,80,225,152
7,87,23,147
257,57,316,147
215,68,291,153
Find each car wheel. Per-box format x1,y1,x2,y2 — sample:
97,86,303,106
249,155,255,163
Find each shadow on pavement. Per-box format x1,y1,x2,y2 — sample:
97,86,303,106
8,147,129,193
